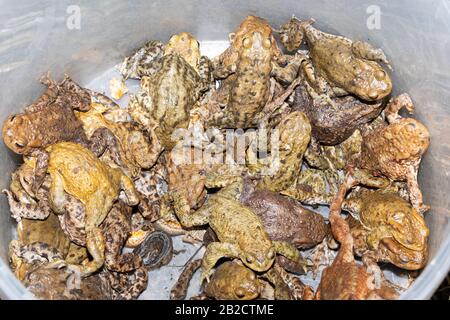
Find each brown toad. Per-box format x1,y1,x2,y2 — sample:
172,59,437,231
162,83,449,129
358,93,430,213
2,74,90,155
5,166,89,280
24,265,147,300
316,173,400,300
2,74,127,171
136,151,208,243
344,188,429,270
291,79,384,145
132,162,168,222
128,32,212,149
279,17,392,101
54,197,148,299
165,149,208,214
170,179,308,282
241,188,329,249
32,142,139,276
207,15,303,128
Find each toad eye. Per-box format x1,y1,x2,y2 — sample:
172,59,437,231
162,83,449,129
243,37,252,49
375,70,386,81
14,141,25,149
263,38,272,48
235,287,246,298
390,212,405,223
245,255,254,264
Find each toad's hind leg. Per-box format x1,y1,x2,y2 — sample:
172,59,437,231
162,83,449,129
273,241,309,274
352,168,390,189
127,94,155,128
280,187,334,206
109,266,149,300
406,166,429,214
200,242,240,283
69,202,106,276
71,225,105,276
171,190,210,228
170,259,202,300
103,206,142,272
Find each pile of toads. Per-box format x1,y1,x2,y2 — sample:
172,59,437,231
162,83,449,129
2,15,430,300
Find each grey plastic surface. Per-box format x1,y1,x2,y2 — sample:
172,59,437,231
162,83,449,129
0,0,449,300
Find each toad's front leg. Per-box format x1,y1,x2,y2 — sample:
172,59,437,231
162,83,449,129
200,242,240,283
213,62,236,79
351,41,392,71
384,93,414,124
365,226,396,251
295,52,329,95
272,241,310,275
120,173,140,206
271,57,302,84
